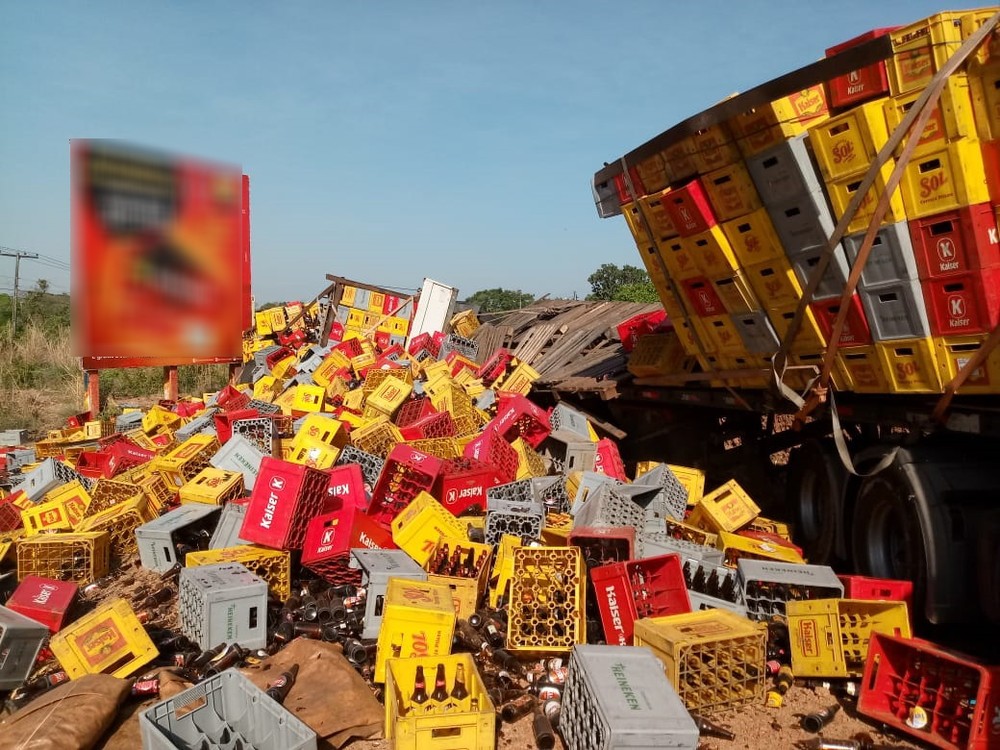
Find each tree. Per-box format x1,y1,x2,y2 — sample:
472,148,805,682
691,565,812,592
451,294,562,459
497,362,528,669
586,263,655,301
464,288,534,313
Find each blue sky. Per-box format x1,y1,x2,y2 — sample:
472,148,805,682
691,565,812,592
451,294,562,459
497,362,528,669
0,1,953,304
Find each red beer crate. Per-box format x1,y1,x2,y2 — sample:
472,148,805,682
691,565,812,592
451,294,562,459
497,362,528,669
569,526,636,570
368,445,444,527
923,267,1000,336
838,574,914,623
909,204,1000,280
593,439,627,482
214,408,259,445
238,457,329,550
215,384,252,412
591,554,691,646
682,277,727,317
106,437,155,471
613,165,646,205
301,506,394,583
6,576,78,633
811,295,874,347
663,178,718,237
476,348,514,385
74,450,119,480
490,394,551,448
434,457,502,516
0,500,23,533
325,463,367,509
825,28,898,110
617,310,668,353
463,429,519,484
859,633,1000,750
394,397,437,428
398,411,457,441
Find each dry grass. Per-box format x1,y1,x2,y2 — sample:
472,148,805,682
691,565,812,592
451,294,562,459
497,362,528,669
0,324,230,438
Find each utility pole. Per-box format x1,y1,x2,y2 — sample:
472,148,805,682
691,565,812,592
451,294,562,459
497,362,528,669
0,247,40,333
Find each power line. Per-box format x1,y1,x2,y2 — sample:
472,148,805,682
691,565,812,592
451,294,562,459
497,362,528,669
0,248,39,332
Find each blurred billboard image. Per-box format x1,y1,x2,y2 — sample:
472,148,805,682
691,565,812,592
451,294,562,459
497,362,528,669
71,140,248,363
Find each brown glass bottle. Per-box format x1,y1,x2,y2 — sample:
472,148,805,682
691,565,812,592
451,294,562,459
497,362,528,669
411,666,429,706
450,663,469,701
430,663,449,702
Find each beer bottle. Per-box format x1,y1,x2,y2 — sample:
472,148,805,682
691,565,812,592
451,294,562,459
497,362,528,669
531,707,556,750
450,663,469,701
500,693,536,723
463,547,476,578
265,663,299,705
410,666,429,706
430,663,449,703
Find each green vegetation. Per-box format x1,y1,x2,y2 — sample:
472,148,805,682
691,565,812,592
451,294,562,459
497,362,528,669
586,263,656,302
464,288,535,313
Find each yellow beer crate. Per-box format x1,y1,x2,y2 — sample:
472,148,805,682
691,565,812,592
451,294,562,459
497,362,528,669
729,85,829,158
665,519,718,547
837,346,893,393
340,285,357,307
156,434,221,488
364,366,414,394
77,495,154,559
494,362,539,396
287,435,340,469
270,354,297,380
745,516,793,541
405,438,461,461
627,332,690,378
717,530,805,567
687,480,761,533
0,529,24,564
86,478,145,517
290,384,325,414
367,376,413,416
142,405,181,434
512,437,547,479
185,545,292,601
687,225,740,279
934,334,1000,394
130,468,174,514
540,512,574,547
426,537,493,621
888,10,994,95
702,315,747,356
312,350,352,388
899,139,991,220
254,310,273,336
391,492,468,567
16,531,110,584
266,306,287,332
375,578,456,683
886,74,977,156
51,598,158,679
341,387,367,413
787,598,912,678
689,123,742,174
488,534,522,608
384,653,495,750
827,161,908,234
507,546,586,654
876,337,943,393
253,374,282,401
178,467,245,505
450,309,481,338
20,498,74,535
701,162,762,222
970,62,1000,140
744,257,804,310
633,609,767,714
350,418,403,458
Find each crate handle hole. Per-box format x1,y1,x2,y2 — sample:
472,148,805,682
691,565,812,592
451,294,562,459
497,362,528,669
919,159,942,173
432,727,462,738
714,175,732,187
943,283,964,293
877,293,899,303
829,123,850,136
762,157,778,169
784,207,801,218
737,223,751,233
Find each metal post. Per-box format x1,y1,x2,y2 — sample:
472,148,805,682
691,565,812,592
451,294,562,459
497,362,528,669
0,248,39,333
163,366,179,401
86,370,100,420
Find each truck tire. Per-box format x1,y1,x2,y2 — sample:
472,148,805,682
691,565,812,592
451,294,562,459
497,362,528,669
851,461,928,619
979,512,1000,623
786,439,843,565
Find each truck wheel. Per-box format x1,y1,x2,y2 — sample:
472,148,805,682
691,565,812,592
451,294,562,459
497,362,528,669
979,513,1000,623
851,464,927,612
786,440,842,565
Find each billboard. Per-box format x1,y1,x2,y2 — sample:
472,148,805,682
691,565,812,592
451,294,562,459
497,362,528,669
72,140,248,363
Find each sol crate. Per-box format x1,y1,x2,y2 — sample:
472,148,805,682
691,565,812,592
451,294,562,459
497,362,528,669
687,480,760,533
374,578,456,684
560,645,699,750
859,633,1000,750
591,554,691,646
50,598,158,679
16,531,110,585
788,598,911,679
384,653,495,750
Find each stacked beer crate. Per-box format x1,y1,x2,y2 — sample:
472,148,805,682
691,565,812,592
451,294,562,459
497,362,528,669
618,9,1000,396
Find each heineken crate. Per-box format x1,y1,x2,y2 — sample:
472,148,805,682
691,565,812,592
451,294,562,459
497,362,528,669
532,475,570,513
51,598,158,679
484,496,545,546
115,411,144,433
561,645,699,750
14,458,83,501
179,562,268,651
0,604,48,689
634,609,767,714
140,668,316,750
683,558,747,617
737,559,843,621
16,531,110,585
350,548,428,639
185,545,292,602
136,504,222,573
548,403,592,444
507,546,586,654
173,410,218,442
209,434,265,491
209,501,251,549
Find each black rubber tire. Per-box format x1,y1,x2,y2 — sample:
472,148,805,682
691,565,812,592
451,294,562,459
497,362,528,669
978,513,1000,624
785,439,843,565
851,463,927,617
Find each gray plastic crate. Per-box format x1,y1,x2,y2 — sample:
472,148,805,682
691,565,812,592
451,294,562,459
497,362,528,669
789,245,852,301
746,133,824,208
593,175,623,219
548,403,592,444
638,533,724,565
13,458,79,502
136,504,222,572
209,502,252,549
683,555,747,616
632,465,687,520
174,410,219,442
438,333,478,361
232,417,279,457
858,279,930,341
737,559,843,621
474,389,496,411
766,190,839,256
335,446,384,495
561,644,698,750
485,497,545,546
732,311,781,355
843,221,920,287
530,476,569,513
246,399,281,416
570,472,624,515
139,668,316,750
563,441,597,474
210,434,265,492
253,344,283,366
574,484,645,530
350,549,427,639
0,604,48,690
5,448,36,472
486,478,534,505
179,563,268,650
0,429,28,447
115,411,145,432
